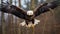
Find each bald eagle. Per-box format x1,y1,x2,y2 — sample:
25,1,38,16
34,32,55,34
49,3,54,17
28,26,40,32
0,1,59,27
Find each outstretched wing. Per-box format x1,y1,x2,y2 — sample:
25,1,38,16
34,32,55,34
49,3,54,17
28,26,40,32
33,1,59,17
0,2,27,19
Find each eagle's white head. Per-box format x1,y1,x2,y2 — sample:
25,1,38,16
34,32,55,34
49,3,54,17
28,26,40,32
27,10,33,15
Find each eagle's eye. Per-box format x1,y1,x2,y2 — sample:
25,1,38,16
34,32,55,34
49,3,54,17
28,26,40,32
27,10,33,15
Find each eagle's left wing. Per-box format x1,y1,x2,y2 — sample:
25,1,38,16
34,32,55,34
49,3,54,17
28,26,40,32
0,2,27,19
33,1,59,17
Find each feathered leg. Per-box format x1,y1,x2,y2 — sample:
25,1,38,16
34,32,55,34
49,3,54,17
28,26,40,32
26,20,32,27
32,19,34,24
26,20,28,25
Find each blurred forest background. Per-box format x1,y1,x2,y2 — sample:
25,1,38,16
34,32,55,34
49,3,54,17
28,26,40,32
0,0,60,34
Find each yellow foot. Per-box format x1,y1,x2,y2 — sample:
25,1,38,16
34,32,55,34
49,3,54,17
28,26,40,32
26,24,32,28
31,24,35,28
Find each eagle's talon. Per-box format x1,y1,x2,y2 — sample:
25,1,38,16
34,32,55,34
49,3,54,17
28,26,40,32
26,23,32,27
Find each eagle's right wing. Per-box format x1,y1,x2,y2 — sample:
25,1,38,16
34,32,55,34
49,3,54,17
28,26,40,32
33,1,59,17
0,2,27,19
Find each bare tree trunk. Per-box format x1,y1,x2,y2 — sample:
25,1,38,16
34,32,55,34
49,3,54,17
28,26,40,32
30,0,35,10
19,0,21,7
7,0,14,34
1,13,6,34
1,0,6,34
17,0,21,34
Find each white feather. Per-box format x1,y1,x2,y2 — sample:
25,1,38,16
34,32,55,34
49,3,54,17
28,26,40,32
20,21,26,26
27,10,33,15
34,19,40,25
